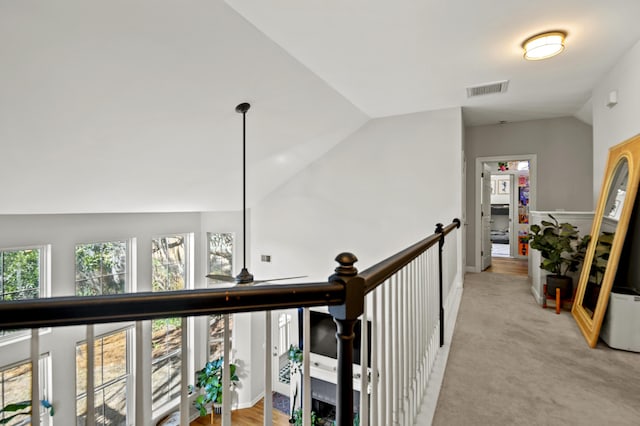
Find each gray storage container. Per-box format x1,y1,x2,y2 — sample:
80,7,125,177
601,287,640,352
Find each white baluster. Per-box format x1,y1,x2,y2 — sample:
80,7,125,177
302,308,311,426
180,317,189,426
222,314,231,426
402,266,408,426
380,282,387,426
371,289,379,426
360,298,369,426
31,328,40,426
393,274,400,426
87,324,96,426
264,311,273,426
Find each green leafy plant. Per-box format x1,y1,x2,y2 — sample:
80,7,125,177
331,412,360,426
190,357,239,417
528,214,591,276
589,231,615,285
291,408,319,426
287,345,303,424
288,344,303,374
0,399,54,424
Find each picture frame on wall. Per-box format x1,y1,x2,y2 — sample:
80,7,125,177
497,178,510,194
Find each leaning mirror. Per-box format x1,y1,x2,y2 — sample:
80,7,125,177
572,134,640,347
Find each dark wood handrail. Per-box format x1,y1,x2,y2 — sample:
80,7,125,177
442,219,461,236
360,234,441,294
0,282,343,330
0,218,461,426
360,218,460,295
0,218,460,331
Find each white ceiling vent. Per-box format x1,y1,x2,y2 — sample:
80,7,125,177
466,80,509,98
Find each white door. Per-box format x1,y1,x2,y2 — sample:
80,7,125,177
481,163,492,270
271,310,296,396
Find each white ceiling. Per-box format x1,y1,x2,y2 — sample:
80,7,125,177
226,0,640,125
1,0,639,214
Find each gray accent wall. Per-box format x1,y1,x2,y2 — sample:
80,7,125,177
465,117,593,268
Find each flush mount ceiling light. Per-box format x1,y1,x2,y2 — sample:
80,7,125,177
522,31,567,60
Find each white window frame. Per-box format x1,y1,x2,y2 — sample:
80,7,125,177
0,354,52,426
206,232,234,361
150,233,193,416
0,245,50,345
75,327,133,426
74,239,131,296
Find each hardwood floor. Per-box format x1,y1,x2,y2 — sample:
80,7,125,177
485,257,528,276
190,398,291,426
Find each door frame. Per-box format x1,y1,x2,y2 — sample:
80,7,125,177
481,163,493,270
271,309,298,396
474,154,537,272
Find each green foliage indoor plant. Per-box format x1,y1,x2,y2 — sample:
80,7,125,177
528,214,591,299
190,357,239,423
583,231,615,310
0,399,54,424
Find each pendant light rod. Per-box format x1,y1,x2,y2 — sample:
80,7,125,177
235,102,253,284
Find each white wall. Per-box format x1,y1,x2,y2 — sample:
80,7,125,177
0,106,467,423
593,39,640,204
464,117,593,268
250,107,463,283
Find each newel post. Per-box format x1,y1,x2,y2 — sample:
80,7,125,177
435,223,445,347
328,252,365,426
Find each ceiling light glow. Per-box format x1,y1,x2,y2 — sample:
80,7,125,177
522,31,566,60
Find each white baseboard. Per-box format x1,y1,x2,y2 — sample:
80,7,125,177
236,392,263,410
531,284,543,305
465,266,477,273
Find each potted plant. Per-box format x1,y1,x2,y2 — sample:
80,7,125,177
190,356,239,424
528,214,591,300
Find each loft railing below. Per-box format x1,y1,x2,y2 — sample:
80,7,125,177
0,219,460,426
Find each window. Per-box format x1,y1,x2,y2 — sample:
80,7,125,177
0,356,51,425
151,235,187,411
75,241,128,296
76,329,130,426
207,233,234,360
209,314,233,361
0,247,44,338
207,233,233,280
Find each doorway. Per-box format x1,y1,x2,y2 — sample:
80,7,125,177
475,155,536,272
271,309,297,396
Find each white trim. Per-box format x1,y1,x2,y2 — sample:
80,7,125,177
302,308,311,426
237,392,264,410
0,245,51,356
129,238,137,293
264,311,273,426
86,325,96,426
417,284,463,425
531,283,543,305
180,317,189,426
31,329,40,426
474,155,537,271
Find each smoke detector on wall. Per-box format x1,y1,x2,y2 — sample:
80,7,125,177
466,80,509,98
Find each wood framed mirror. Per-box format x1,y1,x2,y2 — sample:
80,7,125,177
572,133,640,347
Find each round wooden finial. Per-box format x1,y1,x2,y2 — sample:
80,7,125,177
333,252,358,277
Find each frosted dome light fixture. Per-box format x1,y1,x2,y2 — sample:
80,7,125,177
522,31,567,60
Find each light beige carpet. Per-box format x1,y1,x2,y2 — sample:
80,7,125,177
432,271,640,426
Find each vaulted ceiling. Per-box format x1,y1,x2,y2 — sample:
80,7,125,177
1,1,639,213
